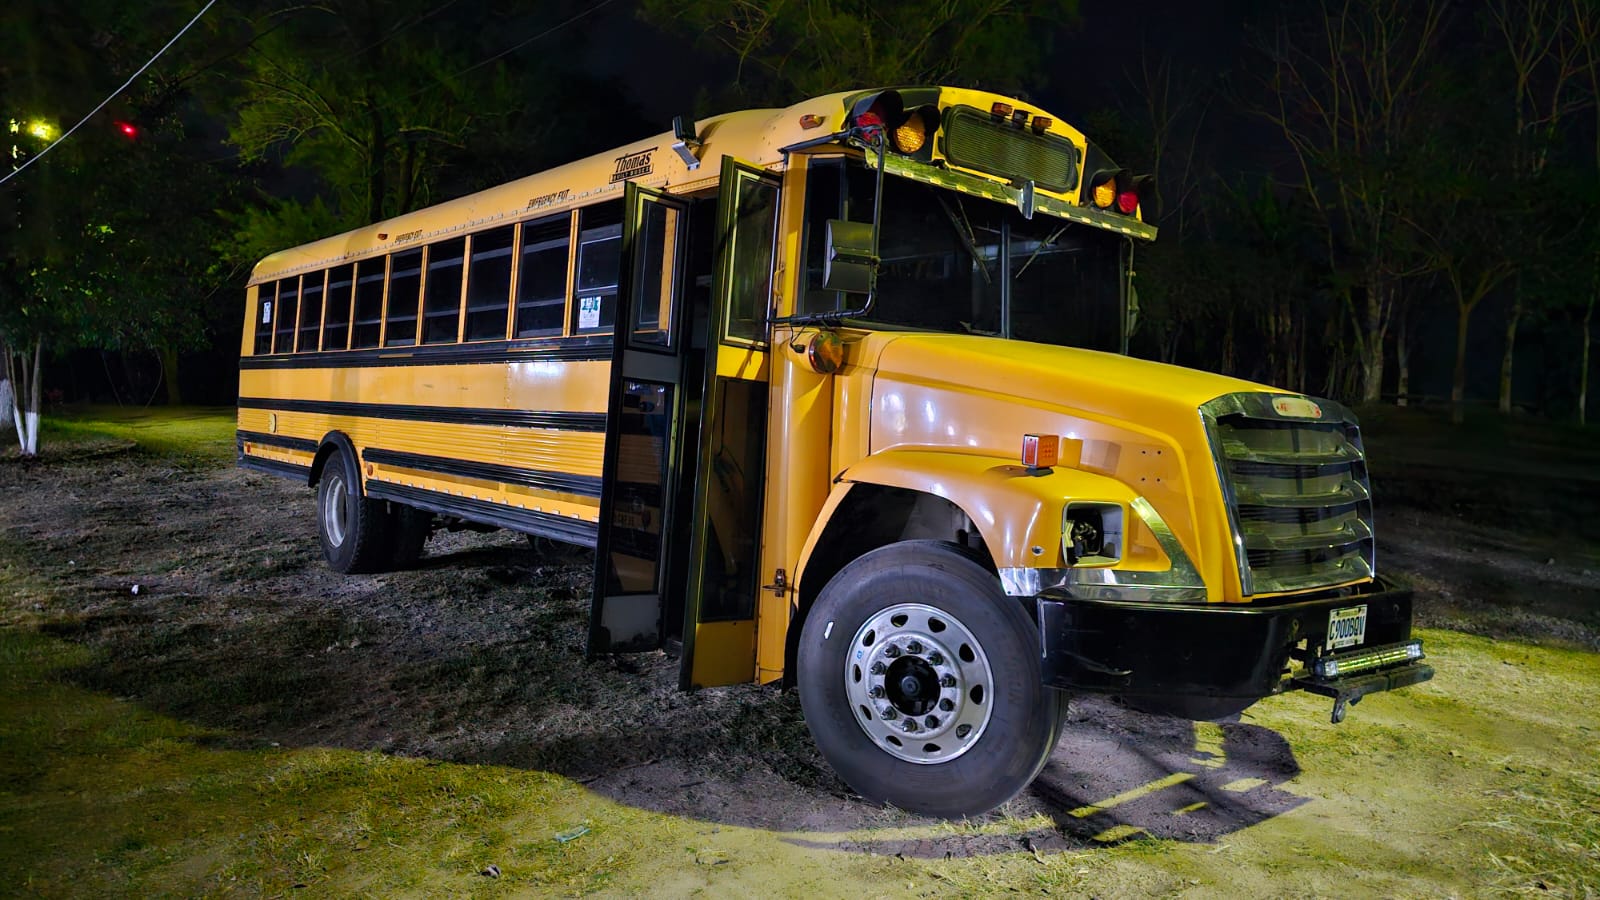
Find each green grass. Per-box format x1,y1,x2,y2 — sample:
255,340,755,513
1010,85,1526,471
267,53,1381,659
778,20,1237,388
20,405,237,465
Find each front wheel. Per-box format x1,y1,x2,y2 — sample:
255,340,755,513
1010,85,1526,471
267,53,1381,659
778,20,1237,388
798,541,1065,818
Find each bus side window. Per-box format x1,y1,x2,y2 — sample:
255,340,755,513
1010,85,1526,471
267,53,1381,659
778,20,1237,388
323,264,354,351
273,277,300,353
516,215,568,338
253,282,275,355
572,201,623,335
422,238,466,345
385,249,423,347
352,259,386,349
297,270,326,353
465,225,514,341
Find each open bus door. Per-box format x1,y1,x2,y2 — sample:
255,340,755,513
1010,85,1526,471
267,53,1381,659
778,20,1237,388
590,161,780,690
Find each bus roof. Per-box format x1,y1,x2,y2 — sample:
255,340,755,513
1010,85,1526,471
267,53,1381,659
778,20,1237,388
248,87,1136,285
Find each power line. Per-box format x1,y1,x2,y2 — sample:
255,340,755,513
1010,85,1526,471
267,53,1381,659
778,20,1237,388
1,0,219,189
405,0,622,101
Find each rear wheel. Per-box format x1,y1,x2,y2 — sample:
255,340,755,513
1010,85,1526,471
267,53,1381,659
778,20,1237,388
798,541,1065,818
389,506,434,569
316,446,392,574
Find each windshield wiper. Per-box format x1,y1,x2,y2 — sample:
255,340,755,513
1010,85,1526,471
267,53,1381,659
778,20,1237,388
1013,226,1068,280
935,192,993,286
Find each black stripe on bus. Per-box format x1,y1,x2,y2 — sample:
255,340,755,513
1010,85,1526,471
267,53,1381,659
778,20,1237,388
236,398,608,432
365,481,598,548
238,337,611,370
362,447,603,498
237,455,312,482
237,430,318,454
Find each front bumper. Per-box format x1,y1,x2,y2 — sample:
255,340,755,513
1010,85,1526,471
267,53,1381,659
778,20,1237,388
1034,577,1432,715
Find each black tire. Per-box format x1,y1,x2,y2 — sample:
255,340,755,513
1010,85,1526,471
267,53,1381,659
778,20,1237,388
797,541,1066,818
315,445,392,574
389,505,433,569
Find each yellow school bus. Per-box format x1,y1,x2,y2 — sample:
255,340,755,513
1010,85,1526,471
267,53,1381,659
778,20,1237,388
237,86,1432,817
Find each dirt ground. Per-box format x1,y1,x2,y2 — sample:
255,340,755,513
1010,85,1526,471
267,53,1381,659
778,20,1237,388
2,407,1598,896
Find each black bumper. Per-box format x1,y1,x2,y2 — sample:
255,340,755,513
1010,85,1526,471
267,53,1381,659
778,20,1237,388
1035,579,1430,705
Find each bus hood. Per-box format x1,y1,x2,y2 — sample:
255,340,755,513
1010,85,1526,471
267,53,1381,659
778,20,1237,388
866,332,1278,462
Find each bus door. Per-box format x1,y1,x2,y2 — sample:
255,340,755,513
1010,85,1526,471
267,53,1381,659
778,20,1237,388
590,183,694,654
677,157,780,689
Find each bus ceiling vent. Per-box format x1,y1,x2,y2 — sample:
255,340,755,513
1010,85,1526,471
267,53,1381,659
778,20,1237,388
1089,168,1159,219
671,115,702,171
848,90,939,158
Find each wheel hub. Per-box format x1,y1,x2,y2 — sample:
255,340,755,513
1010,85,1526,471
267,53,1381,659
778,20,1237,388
845,603,994,764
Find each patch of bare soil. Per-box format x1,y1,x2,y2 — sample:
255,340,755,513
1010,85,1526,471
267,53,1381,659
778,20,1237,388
1,449,1596,859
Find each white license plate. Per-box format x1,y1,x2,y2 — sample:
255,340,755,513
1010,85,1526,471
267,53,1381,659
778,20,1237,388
1327,605,1368,651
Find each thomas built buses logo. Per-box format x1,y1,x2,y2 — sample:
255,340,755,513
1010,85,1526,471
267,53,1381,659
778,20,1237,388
610,148,656,183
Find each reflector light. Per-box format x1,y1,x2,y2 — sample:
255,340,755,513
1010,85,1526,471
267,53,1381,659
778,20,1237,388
1092,181,1116,208
1031,116,1052,135
991,101,1014,119
1022,434,1060,469
1116,190,1139,214
799,114,824,129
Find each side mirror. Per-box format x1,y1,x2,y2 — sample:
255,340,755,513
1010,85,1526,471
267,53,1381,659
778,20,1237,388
823,219,877,294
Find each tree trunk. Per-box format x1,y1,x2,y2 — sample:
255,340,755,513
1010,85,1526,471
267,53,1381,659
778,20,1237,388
1360,275,1390,404
1395,304,1410,407
1582,276,1595,427
1499,297,1522,414
1452,301,1471,426
160,347,183,406
5,338,44,456
366,99,387,224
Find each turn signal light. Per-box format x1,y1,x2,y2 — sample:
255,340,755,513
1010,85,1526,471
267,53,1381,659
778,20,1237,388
893,116,927,153
806,331,844,374
1022,434,1060,469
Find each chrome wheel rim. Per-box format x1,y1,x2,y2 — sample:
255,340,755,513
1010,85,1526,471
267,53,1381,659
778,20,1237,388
845,602,995,765
321,470,348,548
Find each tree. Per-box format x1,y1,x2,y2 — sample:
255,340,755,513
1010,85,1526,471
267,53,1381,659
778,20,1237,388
639,0,1078,105
1254,0,1447,404
1486,0,1591,415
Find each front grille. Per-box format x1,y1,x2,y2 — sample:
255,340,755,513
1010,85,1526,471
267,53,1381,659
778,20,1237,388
1205,400,1376,595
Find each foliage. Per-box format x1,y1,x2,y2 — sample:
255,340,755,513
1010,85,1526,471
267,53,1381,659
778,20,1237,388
638,0,1079,105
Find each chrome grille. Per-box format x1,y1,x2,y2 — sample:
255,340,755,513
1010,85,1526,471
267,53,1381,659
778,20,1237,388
1201,395,1376,596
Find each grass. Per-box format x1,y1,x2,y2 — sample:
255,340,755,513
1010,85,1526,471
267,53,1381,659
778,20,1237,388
9,404,236,465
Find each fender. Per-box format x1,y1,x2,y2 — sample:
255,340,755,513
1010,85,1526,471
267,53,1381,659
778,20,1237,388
797,447,1186,584
309,430,360,488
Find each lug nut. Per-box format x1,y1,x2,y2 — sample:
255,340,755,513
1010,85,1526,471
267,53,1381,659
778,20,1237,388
902,719,919,732
940,674,957,688
880,705,898,719
906,640,924,654
924,715,940,729
939,698,955,711
884,644,902,658
869,685,885,698
927,651,944,665
870,661,887,675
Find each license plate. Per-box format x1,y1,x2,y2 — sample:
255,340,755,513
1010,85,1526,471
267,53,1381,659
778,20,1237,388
1327,605,1368,651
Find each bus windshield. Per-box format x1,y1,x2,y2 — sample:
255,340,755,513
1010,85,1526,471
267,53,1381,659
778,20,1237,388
800,158,1127,352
